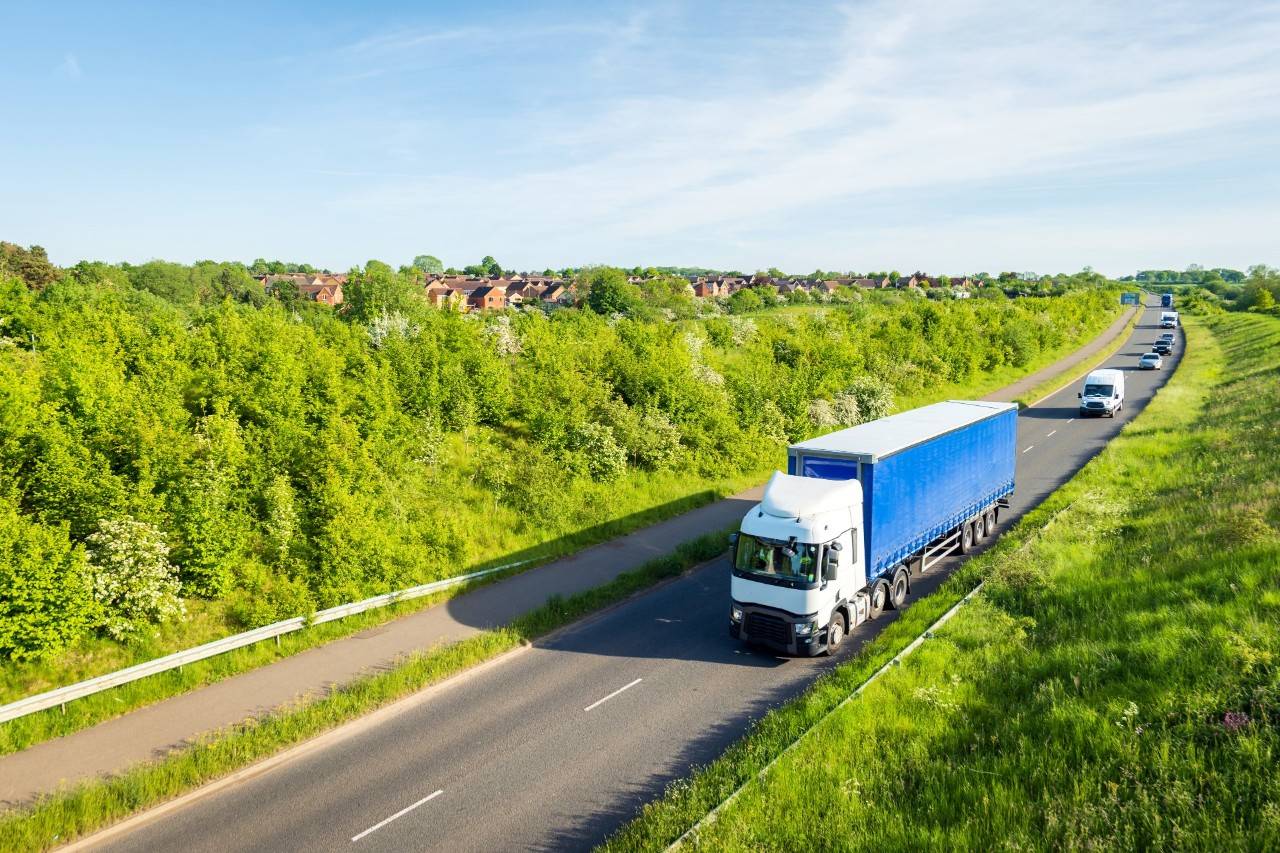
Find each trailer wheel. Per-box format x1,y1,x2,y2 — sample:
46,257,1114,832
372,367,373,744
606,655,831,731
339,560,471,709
888,569,909,609
868,580,888,619
959,520,976,554
825,611,847,655
983,509,996,538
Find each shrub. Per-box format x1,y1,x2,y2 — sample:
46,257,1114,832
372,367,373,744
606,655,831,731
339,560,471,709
565,421,627,482
87,518,185,640
0,501,97,661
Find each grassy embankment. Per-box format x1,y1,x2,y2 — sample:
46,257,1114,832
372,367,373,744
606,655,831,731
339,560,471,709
0,301,1125,755
604,312,1280,850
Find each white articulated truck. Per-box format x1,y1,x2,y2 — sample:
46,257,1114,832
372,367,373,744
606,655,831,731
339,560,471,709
729,400,1018,656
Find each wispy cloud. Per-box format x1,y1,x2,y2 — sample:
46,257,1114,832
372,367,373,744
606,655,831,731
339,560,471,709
332,0,1280,270
56,53,81,79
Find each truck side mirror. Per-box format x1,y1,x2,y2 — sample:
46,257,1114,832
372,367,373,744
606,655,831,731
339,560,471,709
1077,392,1082,398
824,551,839,581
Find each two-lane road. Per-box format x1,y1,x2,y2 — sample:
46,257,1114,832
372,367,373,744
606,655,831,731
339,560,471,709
89,301,1181,853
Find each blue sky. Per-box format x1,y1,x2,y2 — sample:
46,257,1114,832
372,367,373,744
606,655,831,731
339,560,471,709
2,0,1278,275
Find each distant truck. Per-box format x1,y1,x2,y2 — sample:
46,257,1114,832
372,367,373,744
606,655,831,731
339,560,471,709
1161,293,1174,308
1161,311,1179,328
729,400,1016,655
1078,368,1125,418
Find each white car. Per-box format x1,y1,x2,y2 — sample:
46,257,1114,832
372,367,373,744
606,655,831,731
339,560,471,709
1139,352,1163,370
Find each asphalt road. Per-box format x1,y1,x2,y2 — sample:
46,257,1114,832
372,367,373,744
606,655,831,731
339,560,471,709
90,300,1180,853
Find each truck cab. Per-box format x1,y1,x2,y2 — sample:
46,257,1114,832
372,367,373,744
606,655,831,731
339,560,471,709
729,473,864,656
1078,368,1125,417
1160,311,1179,328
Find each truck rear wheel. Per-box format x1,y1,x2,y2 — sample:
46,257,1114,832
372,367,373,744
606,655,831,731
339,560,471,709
868,580,888,619
825,612,846,655
888,569,909,609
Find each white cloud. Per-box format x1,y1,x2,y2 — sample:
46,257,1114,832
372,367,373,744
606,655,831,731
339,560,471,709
321,0,1279,271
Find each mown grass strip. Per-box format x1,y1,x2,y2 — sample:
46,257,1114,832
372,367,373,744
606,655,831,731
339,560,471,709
1009,303,1142,407
0,529,734,852
604,313,1280,851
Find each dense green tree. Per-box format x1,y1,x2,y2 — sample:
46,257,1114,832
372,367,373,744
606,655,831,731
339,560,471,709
584,267,641,315
0,242,59,289
412,254,444,274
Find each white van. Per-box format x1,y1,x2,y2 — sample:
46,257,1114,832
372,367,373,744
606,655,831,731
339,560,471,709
1078,368,1125,418
1160,311,1179,328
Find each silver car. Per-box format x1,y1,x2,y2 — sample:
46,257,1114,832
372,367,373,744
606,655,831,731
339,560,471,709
1139,352,1163,370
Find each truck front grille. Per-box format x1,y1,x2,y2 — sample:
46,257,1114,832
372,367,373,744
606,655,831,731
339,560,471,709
746,612,789,646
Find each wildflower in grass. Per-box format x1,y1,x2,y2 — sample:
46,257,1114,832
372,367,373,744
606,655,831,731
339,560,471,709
1222,711,1250,732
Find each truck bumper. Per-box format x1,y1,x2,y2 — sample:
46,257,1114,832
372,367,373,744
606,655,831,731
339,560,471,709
730,607,825,657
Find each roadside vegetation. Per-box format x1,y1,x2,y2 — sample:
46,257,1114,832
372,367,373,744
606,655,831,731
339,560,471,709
0,529,734,851
0,252,1118,710
603,312,1280,851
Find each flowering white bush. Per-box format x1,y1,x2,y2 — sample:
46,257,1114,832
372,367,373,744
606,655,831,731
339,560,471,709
682,330,725,387
484,315,522,356
87,518,185,640
366,310,419,348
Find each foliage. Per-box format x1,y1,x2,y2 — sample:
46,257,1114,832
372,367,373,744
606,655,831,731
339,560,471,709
0,499,97,661
0,258,1118,669
584,267,642,315
0,242,58,289
87,518,185,641
411,254,443,274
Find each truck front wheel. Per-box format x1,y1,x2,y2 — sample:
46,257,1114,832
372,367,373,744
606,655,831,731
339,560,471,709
868,580,889,619
825,612,847,655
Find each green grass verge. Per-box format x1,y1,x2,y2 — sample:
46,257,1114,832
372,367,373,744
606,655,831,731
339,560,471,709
0,528,735,851
0,303,1124,755
602,313,1280,851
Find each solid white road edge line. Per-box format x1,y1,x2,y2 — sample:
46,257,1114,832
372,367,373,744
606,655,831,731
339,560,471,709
352,789,443,842
584,678,643,712
665,582,987,851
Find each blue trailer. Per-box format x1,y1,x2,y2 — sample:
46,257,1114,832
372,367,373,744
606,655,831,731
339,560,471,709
788,400,1017,577
1161,292,1174,308
730,401,1016,655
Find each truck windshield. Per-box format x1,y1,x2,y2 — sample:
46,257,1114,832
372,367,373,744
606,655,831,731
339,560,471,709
734,535,821,585
1083,384,1113,396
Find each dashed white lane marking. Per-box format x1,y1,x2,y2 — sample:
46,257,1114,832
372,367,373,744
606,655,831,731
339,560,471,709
353,789,443,842
1022,446,1034,454
1067,419,1075,424
585,678,643,712
1047,430,1057,438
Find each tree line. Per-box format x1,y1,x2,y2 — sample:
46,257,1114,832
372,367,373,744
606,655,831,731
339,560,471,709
0,251,1116,665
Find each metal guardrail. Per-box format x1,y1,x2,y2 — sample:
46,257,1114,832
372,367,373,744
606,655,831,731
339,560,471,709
0,558,533,725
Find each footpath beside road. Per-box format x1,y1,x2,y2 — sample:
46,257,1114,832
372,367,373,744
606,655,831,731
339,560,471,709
0,304,1138,807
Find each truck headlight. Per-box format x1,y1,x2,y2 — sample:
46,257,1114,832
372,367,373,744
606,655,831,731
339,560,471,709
731,606,743,622
795,621,815,636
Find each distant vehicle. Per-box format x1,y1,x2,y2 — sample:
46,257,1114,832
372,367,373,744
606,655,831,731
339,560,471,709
1158,332,1175,343
1161,293,1174,308
1078,368,1125,418
730,401,1017,656
1139,352,1163,370
1153,340,1173,355
1160,311,1179,328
